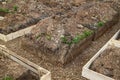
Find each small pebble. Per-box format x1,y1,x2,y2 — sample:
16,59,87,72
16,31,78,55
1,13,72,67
2,2,6,4
0,16,4,20
77,24,84,29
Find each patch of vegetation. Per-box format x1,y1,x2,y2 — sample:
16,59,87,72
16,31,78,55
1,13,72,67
36,34,41,40
2,76,14,80
0,8,10,13
46,34,51,40
96,21,105,27
0,5,19,14
61,30,93,45
13,5,18,11
35,33,52,40
72,30,93,43
61,36,72,45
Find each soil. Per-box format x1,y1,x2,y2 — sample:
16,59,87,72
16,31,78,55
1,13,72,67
5,11,120,80
21,15,93,64
0,0,118,35
75,2,117,30
90,47,120,80
0,51,40,80
116,32,120,41
0,54,26,80
0,0,87,35
18,1,119,65
16,70,39,80
0,0,119,80
0,0,52,34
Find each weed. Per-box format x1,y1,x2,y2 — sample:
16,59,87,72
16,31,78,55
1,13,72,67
2,76,13,80
72,35,80,43
61,36,72,45
61,36,68,43
83,30,93,37
72,30,93,44
13,5,18,11
36,34,41,40
46,34,51,40
0,5,18,14
61,30,93,45
36,34,52,40
96,21,104,27
0,8,10,13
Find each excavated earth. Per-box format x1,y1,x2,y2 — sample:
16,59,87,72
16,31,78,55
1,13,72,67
5,18,120,80
20,1,118,65
0,0,52,34
22,15,93,65
91,47,120,80
0,0,119,34
0,0,120,80
0,0,91,35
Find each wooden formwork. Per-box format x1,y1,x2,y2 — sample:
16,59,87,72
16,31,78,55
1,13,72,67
110,29,120,46
0,17,52,42
0,45,51,80
82,30,120,80
0,25,36,42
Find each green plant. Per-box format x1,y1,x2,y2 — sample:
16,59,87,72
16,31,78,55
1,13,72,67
0,5,18,14
61,36,72,45
0,8,10,13
13,5,18,11
96,21,104,27
36,34,52,40
72,30,93,43
46,34,51,40
83,30,93,37
61,30,93,45
2,76,13,80
36,34,41,39
61,36,67,43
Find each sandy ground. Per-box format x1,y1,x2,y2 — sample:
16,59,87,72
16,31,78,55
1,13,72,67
3,13,120,80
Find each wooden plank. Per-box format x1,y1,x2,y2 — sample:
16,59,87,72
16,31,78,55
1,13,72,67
0,17,52,42
82,30,120,80
0,33,7,41
5,25,36,41
0,45,51,80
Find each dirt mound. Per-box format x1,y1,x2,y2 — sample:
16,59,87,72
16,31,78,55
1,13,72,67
75,2,117,29
91,47,120,80
22,14,93,64
21,2,119,65
0,0,52,34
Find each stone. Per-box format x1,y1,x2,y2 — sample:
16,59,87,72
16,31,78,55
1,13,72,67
0,16,4,20
77,24,84,29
